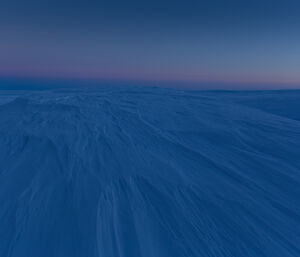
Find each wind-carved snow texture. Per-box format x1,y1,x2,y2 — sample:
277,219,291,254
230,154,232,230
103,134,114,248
0,87,299,257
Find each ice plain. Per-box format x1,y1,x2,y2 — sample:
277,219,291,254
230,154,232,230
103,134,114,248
0,87,299,257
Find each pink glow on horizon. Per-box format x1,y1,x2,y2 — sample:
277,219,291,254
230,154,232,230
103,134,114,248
1,65,300,88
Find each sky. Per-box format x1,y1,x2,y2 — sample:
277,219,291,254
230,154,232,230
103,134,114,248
1,0,300,89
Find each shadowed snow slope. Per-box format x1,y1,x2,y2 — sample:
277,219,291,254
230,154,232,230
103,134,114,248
0,88,299,257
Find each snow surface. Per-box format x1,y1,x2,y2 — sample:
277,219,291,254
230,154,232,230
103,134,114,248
0,87,299,257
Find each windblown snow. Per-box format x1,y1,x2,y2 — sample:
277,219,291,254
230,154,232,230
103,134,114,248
0,87,299,257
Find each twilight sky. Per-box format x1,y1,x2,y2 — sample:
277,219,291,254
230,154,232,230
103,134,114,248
1,0,300,88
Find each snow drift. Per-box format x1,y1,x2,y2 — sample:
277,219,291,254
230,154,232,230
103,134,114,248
0,87,299,257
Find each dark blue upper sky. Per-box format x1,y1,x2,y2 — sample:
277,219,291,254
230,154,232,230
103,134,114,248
1,0,300,88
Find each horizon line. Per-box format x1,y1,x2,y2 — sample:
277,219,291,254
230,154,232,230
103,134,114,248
1,73,300,90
